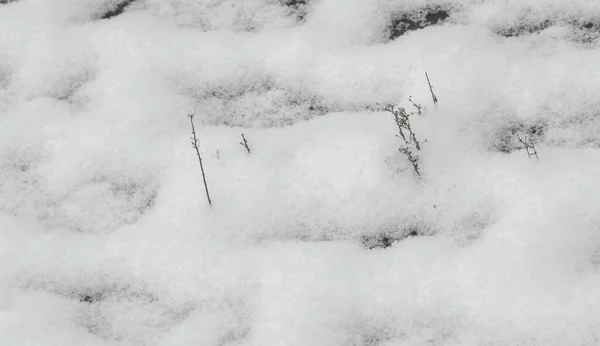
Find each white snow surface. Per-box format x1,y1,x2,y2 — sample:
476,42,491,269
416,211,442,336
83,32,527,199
1,0,600,345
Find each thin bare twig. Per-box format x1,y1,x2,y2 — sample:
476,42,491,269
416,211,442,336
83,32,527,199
516,134,539,161
379,102,426,176
399,147,420,176
189,106,212,206
394,108,423,150
425,71,438,106
408,96,422,115
239,133,251,154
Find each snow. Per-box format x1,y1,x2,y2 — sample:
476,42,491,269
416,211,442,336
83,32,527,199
1,0,600,345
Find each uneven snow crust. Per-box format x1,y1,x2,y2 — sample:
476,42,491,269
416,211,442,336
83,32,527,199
1,0,600,345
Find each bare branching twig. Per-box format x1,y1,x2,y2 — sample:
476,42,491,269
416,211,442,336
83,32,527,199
425,71,438,106
516,134,539,161
409,96,422,115
383,105,425,150
380,100,426,176
188,105,212,206
240,133,251,154
399,147,421,176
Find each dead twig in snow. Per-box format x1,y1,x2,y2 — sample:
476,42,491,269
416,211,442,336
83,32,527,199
516,134,539,161
409,96,423,115
425,71,438,106
399,147,421,176
239,133,251,154
188,105,212,206
380,101,426,176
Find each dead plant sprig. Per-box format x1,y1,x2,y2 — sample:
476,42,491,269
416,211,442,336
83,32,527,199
240,133,251,154
425,71,438,106
188,105,212,206
516,133,539,161
380,101,427,176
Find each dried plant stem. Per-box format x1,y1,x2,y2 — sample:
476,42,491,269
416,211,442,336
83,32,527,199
409,96,422,115
425,71,438,106
516,134,539,161
189,109,212,206
240,133,251,154
380,102,426,176
399,147,420,176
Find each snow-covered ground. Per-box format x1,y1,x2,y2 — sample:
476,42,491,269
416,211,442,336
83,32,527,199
1,0,600,345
